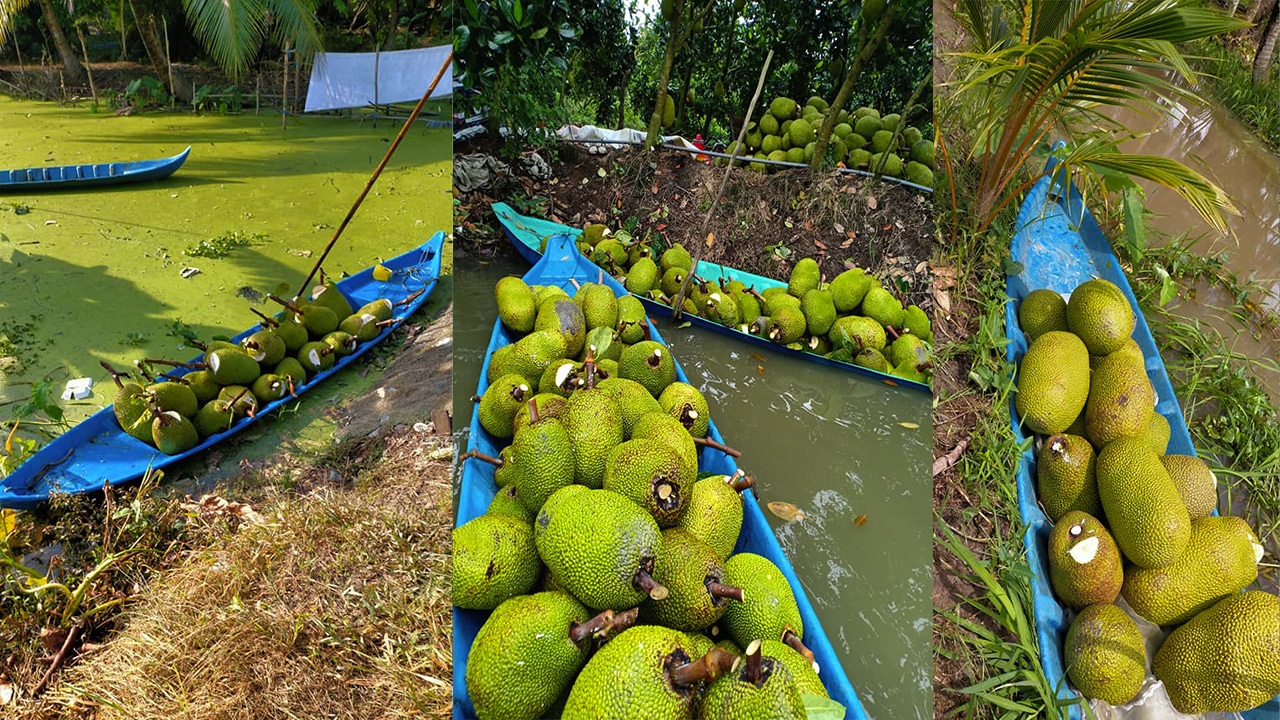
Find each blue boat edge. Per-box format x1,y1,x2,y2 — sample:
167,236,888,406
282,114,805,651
0,232,446,509
452,235,868,720
1005,151,1279,719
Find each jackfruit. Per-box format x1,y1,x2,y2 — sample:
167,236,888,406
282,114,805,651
1084,351,1154,447
617,295,648,344
701,640,805,719
642,528,742,630
661,244,693,273
905,161,933,188
1015,331,1090,435
861,0,885,23
579,284,620,332
853,347,888,371
662,94,675,128
1063,603,1145,706
902,304,932,342
770,97,797,120
870,130,894,154
854,115,882,138
788,118,815,147
478,374,532,439
1145,412,1171,454
767,306,807,344
677,474,744,560
151,411,199,455
1018,288,1068,342
1067,279,1134,356
496,277,538,333
563,366,625,488
1096,437,1191,568
829,268,871,312
631,412,699,482
603,440,691,527
1122,516,1262,626
910,139,934,168
1152,590,1279,714
626,257,660,296
486,485,535,524
1160,454,1216,518
848,148,872,168
763,135,783,155
721,553,804,650
760,639,826,698
1036,434,1100,521
759,114,779,136
829,315,887,352
620,341,678,397
535,299,587,357
861,286,905,327
453,513,540,609
902,127,923,146
871,152,904,177
511,405,576,513
658,382,710,438
597,377,662,437
1048,511,1122,607
880,113,900,132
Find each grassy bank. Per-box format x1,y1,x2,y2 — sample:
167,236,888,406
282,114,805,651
1190,36,1280,152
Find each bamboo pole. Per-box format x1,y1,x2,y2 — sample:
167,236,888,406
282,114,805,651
75,25,97,105
293,51,453,300
282,45,289,129
163,17,173,107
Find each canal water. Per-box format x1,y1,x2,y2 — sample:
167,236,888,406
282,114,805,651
452,250,934,720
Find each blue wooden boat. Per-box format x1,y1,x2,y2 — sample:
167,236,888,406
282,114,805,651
453,235,867,720
492,201,930,393
1006,153,1278,719
0,147,191,192
0,233,446,510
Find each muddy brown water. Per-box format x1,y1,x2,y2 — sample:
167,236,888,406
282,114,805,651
453,251,933,720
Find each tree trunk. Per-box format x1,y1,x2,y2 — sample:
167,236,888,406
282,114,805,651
385,0,399,50
1254,3,1280,83
1243,0,1278,37
645,35,679,149
617,72,629,129
127,0,171,90
37,0,84,82
809,4,896,171
675,66,692,133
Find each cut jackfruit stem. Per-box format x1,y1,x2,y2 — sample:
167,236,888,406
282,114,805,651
374,318,402,328
133,361,156,383
692,436,741,458
726,470,755,493
395,288,425,307
144,358,206,371
569,607,639,645
669,647,739,688
460,449,503,468
782,629,815,665
634,569,669,600
249,308,280,329
647,349,664,368
100,361,128,389
267,294,306,316
526,398,542,425
744,640,765,685
583,349,598,390
706,580,745,603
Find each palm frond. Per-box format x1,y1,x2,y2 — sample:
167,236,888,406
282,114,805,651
264,0,321,62
181,0,321,80
0,0,36,44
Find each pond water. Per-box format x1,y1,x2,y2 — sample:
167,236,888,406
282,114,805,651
452,250,934,720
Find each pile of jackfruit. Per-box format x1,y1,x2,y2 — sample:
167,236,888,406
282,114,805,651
107,284,395,455
456,275,838,719
720,95,934,187
1014,278,1278,713
554,225,932,384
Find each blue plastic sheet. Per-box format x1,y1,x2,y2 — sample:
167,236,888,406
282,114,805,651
453,235,867,720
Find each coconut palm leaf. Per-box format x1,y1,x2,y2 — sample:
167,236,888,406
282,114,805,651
181,0,321,80
948,0,1249,233
1,0,36,43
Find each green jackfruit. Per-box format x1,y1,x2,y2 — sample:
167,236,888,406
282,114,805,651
870,130,894,154
496,277,538,333
1036,434,1100,521
1063,603,1145,706
486,485,535,524
535,298,587,358
661,244,693,273
677,474,744,560
1122,516,1262,626
511,407,576,513
800,289,837,336
767,306,807,345
829,315,887,352
1160,454,1216,518
854,115,882,138
582,223,609,247
631,412,699,483
478,374,532,439
904,161,933,188
207,347,260,386
603,440,691,527
151,411,199,455
829,269,871,312
788,118,815,147
853,347,888,371
910,139,934,168
871,152,904,177
721,553,804,649
620,341,678,397
597,377,663,437
1019,288,1068,342
563,368,625,487
453,513,540,610
861,0,885,22
659,382,710,438
1084,349,1153,447
1067,279,1135,356
1096,437,1191,568
617,295,648,344
642,528,742,630
1146,412,1171,454
701,640,805,719
902,304,932,342
888,333,929,369
626,257,660,296
759,114,779,136
861,286,905,328
579,284,620,331
1048,511,1122,607
770,97,797,120
1015,331,1090,435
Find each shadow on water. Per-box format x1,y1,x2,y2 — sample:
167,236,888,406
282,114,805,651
452,251,933,720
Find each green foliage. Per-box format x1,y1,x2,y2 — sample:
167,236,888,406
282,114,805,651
192,84,243,114
124,76,169,109
1188,36,1280,152
180,0,322,80
183,230,263,259
567,0,636,126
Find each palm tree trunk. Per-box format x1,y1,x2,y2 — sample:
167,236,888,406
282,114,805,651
1254,3,1280,83
126,0,171,90
37,0,84,82
1243,0,1278,37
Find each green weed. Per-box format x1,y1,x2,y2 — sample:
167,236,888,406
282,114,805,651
183,230,263,259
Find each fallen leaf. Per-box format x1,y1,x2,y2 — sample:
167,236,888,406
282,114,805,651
834,223,845,234
934,285,952,315
882,224,892,232
899,422,919,429
854,515,868,527
597,168,607,177
866,196,878,210
768,502,807,522
805,220,812,229
757,365,765,374
814,240,827,250
915,260,929,273
750,353,767,363
0,682,13,704
657,224,667,231
705,232,715,248
840,239,853,249
883,379,898,386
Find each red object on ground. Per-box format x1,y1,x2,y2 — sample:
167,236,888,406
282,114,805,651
693,133,709,163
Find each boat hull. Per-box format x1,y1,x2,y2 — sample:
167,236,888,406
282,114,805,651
452,235,866,720
0,233,446,509
0,147,191,192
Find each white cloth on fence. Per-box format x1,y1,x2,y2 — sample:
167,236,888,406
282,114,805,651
304,46,452,112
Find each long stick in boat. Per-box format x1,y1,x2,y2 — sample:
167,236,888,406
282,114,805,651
671,48,774,320
293,50,454,301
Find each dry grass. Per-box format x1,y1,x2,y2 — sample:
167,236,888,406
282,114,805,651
31,431,453,720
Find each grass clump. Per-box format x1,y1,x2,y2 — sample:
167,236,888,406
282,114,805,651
183,230,264,259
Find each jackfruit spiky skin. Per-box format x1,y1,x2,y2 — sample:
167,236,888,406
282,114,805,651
788,118,815,148
854,115,882,139
493,446,518,488
767,306,807,345
1122,516,1261,626
338,310,379,343
620,341,678,397
759,114,779,136
487,485,535,524
861,287,905,328
496,276,538,333
1145,412,1171,454
146,381,199,418
506,326,570,391
853,347,888,371
538,359,579,398
829,269,871,312
642,528,735,630
800,289,837,336
580,284,620,331
466,591,591,720
770,97,798,120
662,94,675,128
561,625,699,719
829,315,887,353
603,440,691,527
661,244,693,273
535,299,588,358
217,385,258,418
1015,331,1091,435
535,487,662,611
902,305,932,342
1152,590,1280,714
583,223,609,247
208,347,261,386
1084,351,1154,447
910,139,934,168
760,639,827,698
563,382,624,488
677,475,743,560
861,0,886,22
616,295,648,344
762,289,802,317
181,371,218,406
1160,454,1216,518
880,113,900,132
250,373,288,402
658,382,710,438
1067,279,1135,356
535,285,571,307
1096,437,1191,568
1048,511,1122,608
870,129,894,154
848,148,872,168
870,152,904,177
902,126,923,146
241,329,287,366
702,652,805,719
905,161,934,188
512,416,576,514
721,553,803,647
1019,289,1068,342
512,393,568,435
479,374,532,439
704,291,741,327
1063,603,1145,706
626,257,660,296
308,282,354,320
597,377,662,437
631,412,699,482
1036,434,1101,522
151,411,199,455
453,513,541,610
888,333,930,370
193,398,235,438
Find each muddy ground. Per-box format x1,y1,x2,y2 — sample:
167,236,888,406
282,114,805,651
454,141,934,310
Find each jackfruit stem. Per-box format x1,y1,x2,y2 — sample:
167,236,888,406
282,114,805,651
227,387,254,418
568,609,615,644
669,647,738,688
677,403,698,431
133,361,156,383
782,629,815,665
188,340,209,351
144,358,206,370
583,349,598,390
395,288,425,307
267,294,305,316
646,348,663,369
249,308,280,329
642,321,653,342
885,325,901,340
100,361,127,389
285,376,297,398
706,581,745,602
744,640,764,684
375,318,403,328
157,373,188,384
511,385,527,403
527,399,541,425
726,470,755,493
461,450,503,468
633,569,668,600
692,436,742,458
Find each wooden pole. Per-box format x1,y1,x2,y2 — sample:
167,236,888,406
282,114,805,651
293,49,299,111
163,17,173,107
75,25,97,105
282,45,289,129
293,51,452,300
373,49,380,128
119,0,126,60
671,49,774,320
255,75,260,115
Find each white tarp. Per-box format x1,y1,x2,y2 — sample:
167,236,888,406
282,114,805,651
555,124,700,150
304,46,452,112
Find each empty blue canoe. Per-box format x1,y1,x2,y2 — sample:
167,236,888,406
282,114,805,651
0,233,446,510
453,235,866,720
492,201,930,393
1006,152,1278,719
0,147,191,192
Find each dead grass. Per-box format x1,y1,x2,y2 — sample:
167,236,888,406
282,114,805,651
30,431,453,720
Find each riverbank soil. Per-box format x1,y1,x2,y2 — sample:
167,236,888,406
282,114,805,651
454,141,934,309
